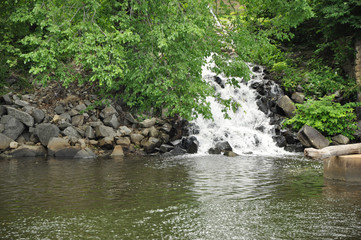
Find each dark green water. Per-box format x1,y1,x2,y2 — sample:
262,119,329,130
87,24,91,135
1,154,361,239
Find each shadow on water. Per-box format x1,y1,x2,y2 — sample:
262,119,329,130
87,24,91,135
1,154,361,239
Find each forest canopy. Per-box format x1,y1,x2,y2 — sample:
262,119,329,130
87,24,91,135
1,0,360,120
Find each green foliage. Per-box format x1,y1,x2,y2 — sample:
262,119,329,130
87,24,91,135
284,95,361,139
272,61,288,73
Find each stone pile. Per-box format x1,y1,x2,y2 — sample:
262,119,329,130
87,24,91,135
0,92,198,158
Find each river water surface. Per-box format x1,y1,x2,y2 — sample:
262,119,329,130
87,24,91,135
1,155,361,239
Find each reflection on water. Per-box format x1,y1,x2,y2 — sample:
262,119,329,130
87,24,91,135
1,155,361,239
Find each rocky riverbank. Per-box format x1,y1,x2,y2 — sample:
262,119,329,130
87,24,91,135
0,82,200,159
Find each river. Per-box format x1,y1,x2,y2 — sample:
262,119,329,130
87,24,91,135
1,154,361,239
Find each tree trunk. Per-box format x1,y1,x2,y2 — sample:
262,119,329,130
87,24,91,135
304,143,361,160
355,36,361,119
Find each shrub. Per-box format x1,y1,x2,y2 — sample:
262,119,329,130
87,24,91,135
283,95,361,139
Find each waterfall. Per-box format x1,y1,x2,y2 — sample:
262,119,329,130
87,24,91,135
191,58,288,155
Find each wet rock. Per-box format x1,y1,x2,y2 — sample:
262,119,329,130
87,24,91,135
110,145,124,157
47,137,71,156
5,106,34,127
0,133,13,150
140,118,157,128
31,108,45,123
215,141,232,152
95,125,117,138
35,123,60,146
208,147,222,154
103,114,120,129
181,136,199,154
297,125,330,149
11,145,47,157
1,115,25,140
332,134,350,145
74,148,97,159
224,151,238,157
141,137,162,153
168,145,187,156
161,123,172,133
214,76,225,88
54,147,80,158
277,95,296,117
272,135,287,147
71,115,84,127
159,144,174,153
282,130,297,144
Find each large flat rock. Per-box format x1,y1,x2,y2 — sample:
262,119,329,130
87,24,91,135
324,154,361,182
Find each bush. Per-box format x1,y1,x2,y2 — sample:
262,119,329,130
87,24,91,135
283,95,360,139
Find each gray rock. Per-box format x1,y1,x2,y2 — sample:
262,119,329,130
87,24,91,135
169,145,187,156
297,125,330,149
182,136,199,154
54,147,80,158
161,123,172,133
31,108,45,123
60,112,72,122
68,109,79,117
14,99,29,107
224,151,238,157
71,115,84,127
103,114,120,129
291,92,305,104
124,112,137,123
0,105,5,116
85,126,95,139
277,95,296,117
6,106,34,127
75,103,87,112
35,123,60,146
98,137,114,149
0,123,4,133
130,133,144,144
140,118,156,128
159,144,174,153
47,137,70,156
215,141,232,152
0,133,13,150
11,145,47,157
54,104,65,114
141,137,162,153
332,134,350,145
1,115,25,140
2,94,13,104
149,126,159,138
119,126,132,136
63,126,81,139
74,148,97,159
208,147,222,154
100,106,117,119
95,125,117,138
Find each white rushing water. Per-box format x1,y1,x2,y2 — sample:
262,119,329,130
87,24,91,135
191,58,288,155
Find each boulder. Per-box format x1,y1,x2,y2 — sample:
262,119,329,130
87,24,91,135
130,133,144,145
291,92,305,104
103,114,120,129
140,118,156,128
272,135,287,147
31,108,45,123
47,137,71,156
331,134,350,145
297,125,330,149
74,148,97,159
277,95,296,117
85,126,95,139
159,144,174,153
98,137,114,149
208,147,222,154
75,103,87,112
95,125,117,138
141,137,162,153
14,99,29,107
11,145,47,157
54,147,80,158
168,145,187,156
116,137,131,147
149,126,159,138
35,123,60,146
5,106,34,127
215,141,232,152
0,105,5,116
224,151,238,157
1,115,25,140
63,126,81,139
0,133,13,150
71,115,84,127
100,106,117,119
54,104,66,114
181,136,199,154
119,126,132,136
110,145,124,157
